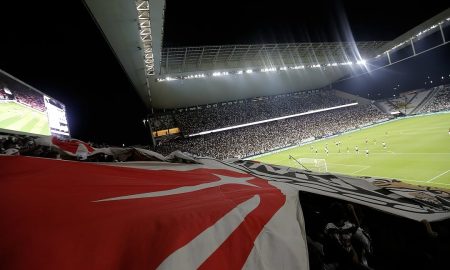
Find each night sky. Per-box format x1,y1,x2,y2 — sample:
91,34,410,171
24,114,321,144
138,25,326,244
0,0,448,145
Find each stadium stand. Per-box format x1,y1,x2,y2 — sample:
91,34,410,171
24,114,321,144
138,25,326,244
374,88,438,115
10,87,46,112
407,89,432,113
149,113,176,131
417,84,450,113
154,104,387,159
412,86,441,113
171,90,349,135
389,90,418,114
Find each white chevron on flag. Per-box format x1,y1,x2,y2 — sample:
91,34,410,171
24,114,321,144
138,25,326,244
93,174,256,202
157,195,261,270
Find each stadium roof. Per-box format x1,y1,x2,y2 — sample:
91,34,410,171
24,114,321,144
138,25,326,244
377,8,450,55
84,0,166,108
160,42,386,74
84,1,450,109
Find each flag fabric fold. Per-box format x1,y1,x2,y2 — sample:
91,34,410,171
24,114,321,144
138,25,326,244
0,155,308,270
1,148,450,270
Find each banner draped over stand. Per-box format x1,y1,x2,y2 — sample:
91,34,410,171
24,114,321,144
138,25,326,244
1,149,449,269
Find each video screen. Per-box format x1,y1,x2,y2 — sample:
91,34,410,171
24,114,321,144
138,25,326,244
44,96,70,136
0,70,70,137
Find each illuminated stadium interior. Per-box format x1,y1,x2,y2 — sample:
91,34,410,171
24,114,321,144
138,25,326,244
78,2,450,191
2,1,450,270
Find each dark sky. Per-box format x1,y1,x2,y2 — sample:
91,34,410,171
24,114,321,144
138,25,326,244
0,0,448,145
163,0,449,46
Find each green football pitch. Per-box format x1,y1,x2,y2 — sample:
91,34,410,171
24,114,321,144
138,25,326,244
0,102,50,136
254,113,450,189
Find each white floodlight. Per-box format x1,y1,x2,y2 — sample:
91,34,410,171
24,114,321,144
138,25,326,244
280,67,287,70
237,70,243,74
357,59,366,65
246,69,253,73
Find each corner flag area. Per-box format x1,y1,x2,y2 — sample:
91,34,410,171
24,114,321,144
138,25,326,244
0,102,50,136
255,113,450,189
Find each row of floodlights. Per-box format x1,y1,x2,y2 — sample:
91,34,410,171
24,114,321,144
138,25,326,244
156,60,366,82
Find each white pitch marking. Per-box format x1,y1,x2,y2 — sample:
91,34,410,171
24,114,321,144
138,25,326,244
426,170,450,183
350,166,371,175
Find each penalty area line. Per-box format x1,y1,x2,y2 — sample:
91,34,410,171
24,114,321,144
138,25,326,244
350,166,371,175
426,169,450,183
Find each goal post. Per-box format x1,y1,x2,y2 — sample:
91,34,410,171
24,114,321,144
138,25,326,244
288,155,328,172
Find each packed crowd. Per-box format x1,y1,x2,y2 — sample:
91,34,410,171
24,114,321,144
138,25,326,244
149,90,350,135
418,84,450,113
12,87,46,112
154,104,387,159
175,90,349,134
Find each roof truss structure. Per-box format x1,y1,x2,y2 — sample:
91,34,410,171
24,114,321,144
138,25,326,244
160,41,387,74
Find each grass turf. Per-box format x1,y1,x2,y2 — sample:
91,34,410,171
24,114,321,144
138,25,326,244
254,113,450,189
0,101,50,136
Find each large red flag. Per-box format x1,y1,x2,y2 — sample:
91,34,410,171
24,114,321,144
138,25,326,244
0,156,308,270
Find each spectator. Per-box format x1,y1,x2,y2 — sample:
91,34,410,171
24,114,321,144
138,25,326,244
322,202,373,270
